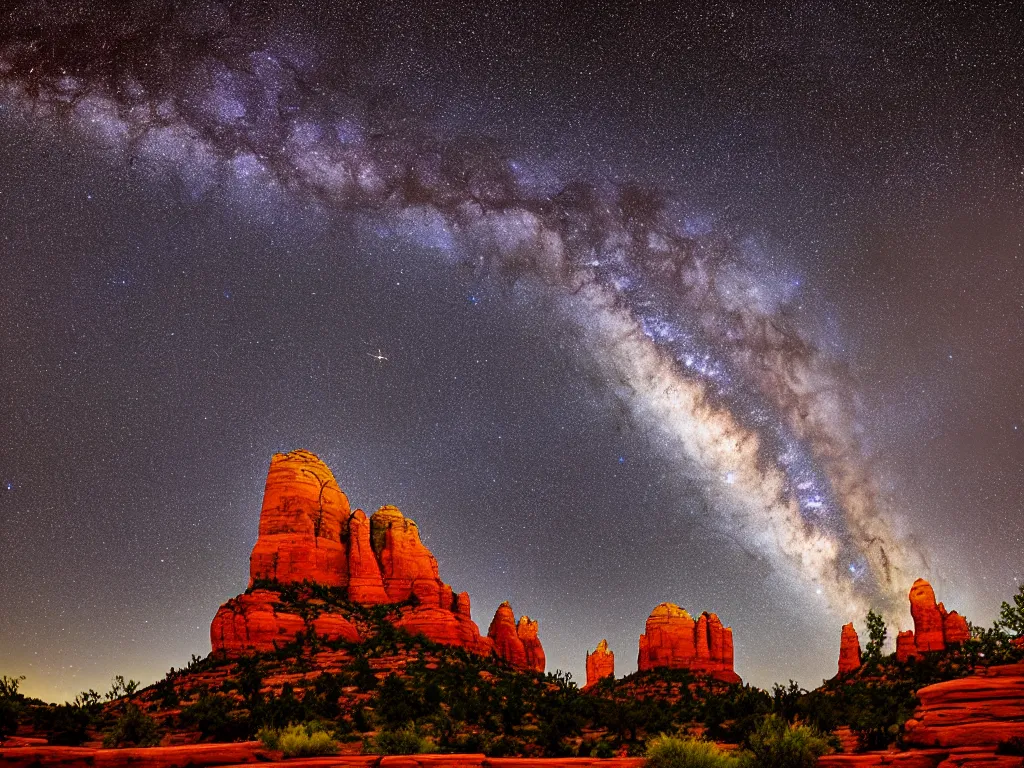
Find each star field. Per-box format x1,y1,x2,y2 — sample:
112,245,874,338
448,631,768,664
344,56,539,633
0,1,1021,701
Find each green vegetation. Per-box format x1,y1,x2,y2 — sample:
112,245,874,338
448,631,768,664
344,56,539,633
9,580,1024,756
863,610,887,664
645,734,741,768
102,703,161,748
257,722,339,757
368,726,438,755
743,715,834,768
0,675,25,744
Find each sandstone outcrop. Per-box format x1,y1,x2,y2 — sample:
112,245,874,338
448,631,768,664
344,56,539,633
585,639,615,688
896,630,920,662
249,450,350,587
838,622,862,675
517,615,546,673
902,662,1024,748
897,579,970,661
637,603,740,683
210,590,360,655
488,601,528,669
211,449,544,669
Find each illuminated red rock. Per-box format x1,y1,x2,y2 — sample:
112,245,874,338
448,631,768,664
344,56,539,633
896,629,920,662
838,622,862,675
943,610,970,645
637,603,740,683
248,450,349,587
903,662,1024,748
488,601,528,668
585,639,615,688
212,450,544,662
210,590,307,655
371,505,443,603
910,579,947,652
310,612,361,644
517,615,546,673
899,578,971,657
344,507,390,604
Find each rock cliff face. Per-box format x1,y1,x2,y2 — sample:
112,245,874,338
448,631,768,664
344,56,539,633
249,450,350,587
898,579,970,661
838,623,862,675
585,639,615,688
637,603,740,684
212,449,544,670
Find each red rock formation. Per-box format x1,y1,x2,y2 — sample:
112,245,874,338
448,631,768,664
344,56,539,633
311,613,361,644
488,601,528,668
903,662,1024,748
345,508,390,604
211,450,544,668
249,450,350,587
838,623,862,675
896,630,921,662
637,603,740,683
910,579,947,652
517,615,546,673
585,639,615,688
943,610,970,645
210,590,360,655
370,506,443,603
901,579,971,657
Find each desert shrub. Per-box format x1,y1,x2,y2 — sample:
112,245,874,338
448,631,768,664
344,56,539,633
368,726,437,755
256,725,280,750
744,714,834,768
32,703,94,746
274,722,339,757
645,734,741,768
588,739,616,758
179,692,249,741
0,675,25,744
102,703,161,748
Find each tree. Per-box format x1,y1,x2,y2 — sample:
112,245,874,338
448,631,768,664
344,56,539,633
0,675,24,745
997,583,1024,638
865,610,888,662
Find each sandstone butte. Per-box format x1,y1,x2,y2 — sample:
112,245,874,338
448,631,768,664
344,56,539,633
210,449,544,671
835,578,971,672
637,603,740,684
584,639,615,688
837,622,861,676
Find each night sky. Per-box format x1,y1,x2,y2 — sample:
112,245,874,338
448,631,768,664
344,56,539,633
0,2,1021,702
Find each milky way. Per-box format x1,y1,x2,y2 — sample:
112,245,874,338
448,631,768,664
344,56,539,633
0,4,929,617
